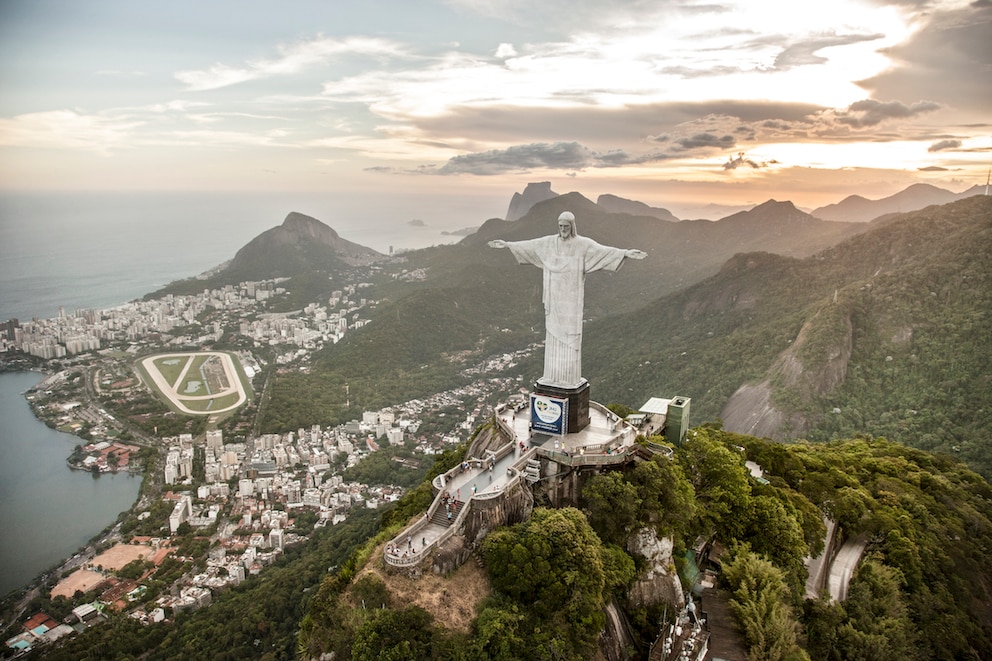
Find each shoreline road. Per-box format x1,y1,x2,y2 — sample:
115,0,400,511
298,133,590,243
140,352,247,415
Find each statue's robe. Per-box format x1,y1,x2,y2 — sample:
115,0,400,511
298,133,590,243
505,234,628,389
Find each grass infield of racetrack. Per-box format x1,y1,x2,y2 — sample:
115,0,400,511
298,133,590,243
137,351,253,418
152,355,190,389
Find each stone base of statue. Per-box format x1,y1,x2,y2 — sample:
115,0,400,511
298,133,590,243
533,380,590,434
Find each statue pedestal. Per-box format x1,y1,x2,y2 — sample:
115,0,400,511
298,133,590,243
533,380,590,434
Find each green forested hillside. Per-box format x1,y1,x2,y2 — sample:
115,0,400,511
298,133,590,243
257,191,868,431
33,430,991,660
294,431,992,661
585,196,992,477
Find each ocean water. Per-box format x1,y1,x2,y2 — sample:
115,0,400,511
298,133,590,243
0,190,472,322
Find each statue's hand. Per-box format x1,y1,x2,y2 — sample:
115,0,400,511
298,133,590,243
488,240,507,249
626,249,647,259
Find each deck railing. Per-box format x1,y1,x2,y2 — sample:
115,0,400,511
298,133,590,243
387,408,637,568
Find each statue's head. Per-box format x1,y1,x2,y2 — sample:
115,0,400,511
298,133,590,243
557,211,577,239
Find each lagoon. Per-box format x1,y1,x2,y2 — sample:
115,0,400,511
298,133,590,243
0,371,141,596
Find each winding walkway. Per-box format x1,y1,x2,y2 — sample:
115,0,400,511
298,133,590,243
384,400,638,567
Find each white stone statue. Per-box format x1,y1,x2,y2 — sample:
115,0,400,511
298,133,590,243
489,211,646,389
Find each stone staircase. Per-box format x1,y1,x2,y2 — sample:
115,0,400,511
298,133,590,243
431,499,463,527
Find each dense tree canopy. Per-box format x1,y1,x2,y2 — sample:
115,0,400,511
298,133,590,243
723,545,810,661
480,507,624,660
31,429,992,661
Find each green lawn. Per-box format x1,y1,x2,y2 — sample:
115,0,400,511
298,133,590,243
153,355,190,389
181,391,241,412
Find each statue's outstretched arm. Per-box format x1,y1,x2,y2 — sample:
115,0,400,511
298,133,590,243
488,239,507,249
625,249,647,259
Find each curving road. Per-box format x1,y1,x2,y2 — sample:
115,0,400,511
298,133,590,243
828,534,868,602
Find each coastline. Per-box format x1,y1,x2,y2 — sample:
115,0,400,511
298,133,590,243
65,440,145,475
0,369,144,599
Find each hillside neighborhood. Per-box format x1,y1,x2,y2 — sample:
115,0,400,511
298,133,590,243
2,261,542,655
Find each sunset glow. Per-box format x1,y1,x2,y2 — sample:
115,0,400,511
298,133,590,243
0,0,988,217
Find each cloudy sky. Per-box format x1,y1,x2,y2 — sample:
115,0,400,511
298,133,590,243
0,0,989,219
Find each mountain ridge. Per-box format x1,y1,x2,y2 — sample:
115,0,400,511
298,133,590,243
811,182,983,222
583,195,992,475
595,193,679,221
505,181,558,220
227,211,384,274
253,192,893,433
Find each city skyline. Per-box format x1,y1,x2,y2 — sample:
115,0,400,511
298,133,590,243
1,0,989,222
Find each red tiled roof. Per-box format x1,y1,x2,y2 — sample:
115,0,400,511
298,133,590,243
23,612,56,631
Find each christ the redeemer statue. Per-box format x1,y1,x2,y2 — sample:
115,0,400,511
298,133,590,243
489,211,646,390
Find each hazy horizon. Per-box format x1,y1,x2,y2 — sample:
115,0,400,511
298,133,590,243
1,0,989,220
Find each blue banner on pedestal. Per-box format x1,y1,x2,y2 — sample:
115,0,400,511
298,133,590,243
531,394,568,435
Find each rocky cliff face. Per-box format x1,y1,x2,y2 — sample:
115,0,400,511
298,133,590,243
599,597,639,661
505,182,558,220
465,424,506,459
460,480,534,547
626,527,685,611
722,297,855,440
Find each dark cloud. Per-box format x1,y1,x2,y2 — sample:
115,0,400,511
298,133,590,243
928,139,962,152
918,166,949,171
857,2,992,115
673,132,736,150
430,140,687,175
436,141,596,175
408,100,824,147
595,149,639,165
723,152,776,170
406,95,956,180
407,92,958,177
835,99,941,127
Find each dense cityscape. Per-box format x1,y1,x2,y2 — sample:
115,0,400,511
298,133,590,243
1,276,374,361
1,271,527,655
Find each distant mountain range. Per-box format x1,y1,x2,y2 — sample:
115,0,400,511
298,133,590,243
187,191,869,316
595,194,678,221
461,192,868,320
179,182,986,295
167,185,991,478
505,181,985,223
811,182,985,222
